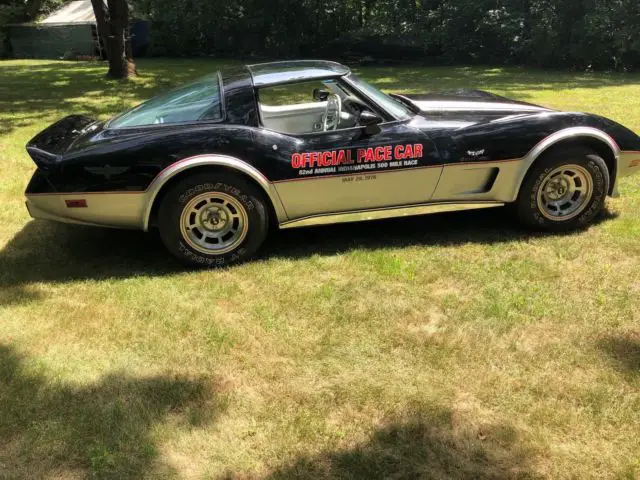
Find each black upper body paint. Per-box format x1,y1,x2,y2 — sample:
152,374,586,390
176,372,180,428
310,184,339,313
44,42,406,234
25,66,640,194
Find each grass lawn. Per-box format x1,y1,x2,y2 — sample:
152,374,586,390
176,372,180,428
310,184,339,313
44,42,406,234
1,58,639,479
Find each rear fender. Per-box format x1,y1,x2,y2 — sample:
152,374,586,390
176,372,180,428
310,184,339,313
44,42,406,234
142,154,288,231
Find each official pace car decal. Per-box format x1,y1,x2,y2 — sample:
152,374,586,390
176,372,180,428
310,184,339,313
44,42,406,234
291,143,424,177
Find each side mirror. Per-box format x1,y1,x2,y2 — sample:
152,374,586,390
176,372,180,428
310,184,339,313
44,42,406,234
313,88,330,101
359,110,382,135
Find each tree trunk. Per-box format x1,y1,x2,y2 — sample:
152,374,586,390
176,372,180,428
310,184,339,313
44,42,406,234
90,0,110,59
106,0,136,78
89,0,136,79
25,0,44,21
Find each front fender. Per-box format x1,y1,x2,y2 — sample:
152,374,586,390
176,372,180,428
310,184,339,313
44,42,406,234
509,126,620,201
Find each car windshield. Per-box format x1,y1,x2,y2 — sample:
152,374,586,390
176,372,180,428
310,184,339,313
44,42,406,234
345,74,413,120
108,72,223,128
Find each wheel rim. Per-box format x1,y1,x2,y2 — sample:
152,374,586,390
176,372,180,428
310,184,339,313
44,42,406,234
179,192,249,254
536,164,593,221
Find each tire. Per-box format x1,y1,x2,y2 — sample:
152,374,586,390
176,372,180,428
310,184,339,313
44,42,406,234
515,147,610,232
158,172,269,267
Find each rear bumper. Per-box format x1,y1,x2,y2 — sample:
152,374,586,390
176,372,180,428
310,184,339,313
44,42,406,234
25,192,146,230
26,198,93,226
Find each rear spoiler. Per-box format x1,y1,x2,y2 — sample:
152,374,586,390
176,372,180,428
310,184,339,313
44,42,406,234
26,115,95,169
26,146,60,170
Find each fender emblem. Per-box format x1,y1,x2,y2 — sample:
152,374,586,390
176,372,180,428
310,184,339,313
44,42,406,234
85,164,129,179
466,149,486,157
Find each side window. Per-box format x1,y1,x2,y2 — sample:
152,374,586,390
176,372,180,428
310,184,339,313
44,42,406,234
109,73,222,128
257,79,360,135
258,80,326,107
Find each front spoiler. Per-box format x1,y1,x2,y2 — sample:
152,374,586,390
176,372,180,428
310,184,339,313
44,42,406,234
617,151,640,183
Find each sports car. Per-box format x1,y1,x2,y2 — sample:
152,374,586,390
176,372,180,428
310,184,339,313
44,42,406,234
25,60,640,266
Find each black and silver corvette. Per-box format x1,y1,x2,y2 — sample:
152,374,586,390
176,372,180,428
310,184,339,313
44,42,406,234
25,60,640,266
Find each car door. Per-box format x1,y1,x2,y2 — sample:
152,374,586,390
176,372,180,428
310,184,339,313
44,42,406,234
258,120,443,221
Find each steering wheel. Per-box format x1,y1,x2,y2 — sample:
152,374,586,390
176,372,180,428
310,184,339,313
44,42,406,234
322,94,342,131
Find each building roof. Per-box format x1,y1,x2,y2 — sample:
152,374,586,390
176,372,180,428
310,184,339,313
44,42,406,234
247,60,350,87
39,0,95,24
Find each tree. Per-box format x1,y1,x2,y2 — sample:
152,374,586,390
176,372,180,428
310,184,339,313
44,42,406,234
90,0,136,79
126,0,640,71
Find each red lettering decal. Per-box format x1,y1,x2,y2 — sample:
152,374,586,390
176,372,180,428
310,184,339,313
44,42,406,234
338,150,346,165
384,146,392,161
357,149,366,163
414,144,423,158
292,153,302,168
346,149,353,164
365,148,375,162
374,146,385,161
405,144,414,159
394,145,404,159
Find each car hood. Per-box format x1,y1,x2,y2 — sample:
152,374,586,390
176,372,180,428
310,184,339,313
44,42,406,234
395,89,552,124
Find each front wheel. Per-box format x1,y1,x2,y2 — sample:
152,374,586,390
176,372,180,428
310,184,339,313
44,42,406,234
158,172,269,267
515,148,610,231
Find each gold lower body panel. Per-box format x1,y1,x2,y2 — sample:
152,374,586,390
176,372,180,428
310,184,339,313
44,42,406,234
25,193,146,229
274,166,443,220
278,201,505,229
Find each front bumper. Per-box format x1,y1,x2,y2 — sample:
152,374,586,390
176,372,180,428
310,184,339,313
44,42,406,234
618,151,640,178
614,151,640,196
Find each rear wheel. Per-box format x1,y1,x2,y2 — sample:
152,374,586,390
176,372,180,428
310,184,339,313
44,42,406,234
158,173,269,267
515,148,609,231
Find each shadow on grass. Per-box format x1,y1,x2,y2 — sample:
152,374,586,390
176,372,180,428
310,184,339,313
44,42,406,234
0,344,222,479
0,220,185,307
254,406,538,479
260,205,617,262
263,207,529,258
598,333,640,381
0,206,617,306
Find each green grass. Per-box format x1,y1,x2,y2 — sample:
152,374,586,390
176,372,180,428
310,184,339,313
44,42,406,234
1,58,640,479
